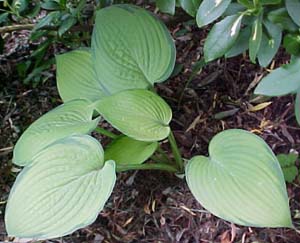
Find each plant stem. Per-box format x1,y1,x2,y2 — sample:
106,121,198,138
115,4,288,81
116,163,178,173
168,131,184,173
156,146,171,163
94,127,118,139
178,58,206,106
151,154,170,164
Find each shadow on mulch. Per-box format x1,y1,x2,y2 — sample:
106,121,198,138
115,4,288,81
1,17,300,243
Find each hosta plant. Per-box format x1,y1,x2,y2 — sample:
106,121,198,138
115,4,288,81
5,4,293,240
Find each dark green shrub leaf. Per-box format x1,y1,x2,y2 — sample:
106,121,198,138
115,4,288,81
94,89,172,142
179,0,201,17
156,0,176,15
58,15,77,36
237,0,254,8
41,1,60,10
257,21,282,67
23,59,54,85
196,0,232,28
13,0,28,14
33,11,61,31
261,0,282,4
105,135,158,165
186,129,292,227
204,14,243,62
56,49,106,102
225,27,251,58
255,58,300,96
13,100,100,166
0,13,9,24
285,0,300,26
6,135,116,239
249,15,263,63
223,3,246,17
91,5,176,94
268,8,298,32
283,34,300,56
25,2,41,18
277,153,298,183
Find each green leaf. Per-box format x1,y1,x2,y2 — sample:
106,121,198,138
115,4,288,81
94,89,172,142
225,26,251,58
91,5,176,94
257,21,282,67
179,0,201,17
223,3,246,17
261,0,281,4
58,15,77,36
13,100,100,166
268,8,298,32
277,153,298,183
249,15,263,63
13,0,28,13
296,91,300,125
285,0,300,26
156,0,176,15
237,0,254,8
0,13,9,24
33,11,61,31
186,129,292,227
105,135,158,165
197,0,231,28
254,58,300,96
277,153,298,167
6,135,116,239
56,49,106,102
41,1,60,10
283,34,300,56
204,14,243,62
26,3,41,18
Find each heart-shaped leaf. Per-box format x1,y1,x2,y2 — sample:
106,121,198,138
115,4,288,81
105,135,158,165
6,135,116,239
186,129,292,227
94,89,172,141
91,4,176,94
13,100,99,166
56,49,106,102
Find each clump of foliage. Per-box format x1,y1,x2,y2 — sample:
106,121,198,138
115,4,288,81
4,4,294,240
277,152,299,183
156,0,300,124
157,0,300,64
0,0,94,84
